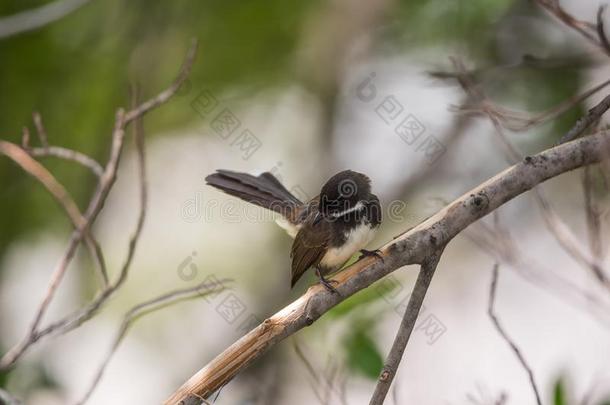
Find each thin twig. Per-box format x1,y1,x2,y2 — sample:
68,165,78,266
292,339,324,403
0,140,108,288
123,38,198,124
0,388,22,405
597,5,610,54
369,249,443,405
583,166,604,261
0,40,198,371
488,264,542,405
292,339,347,405
558,93,610,144
0,110,131,371
0,0,93,39
33,112,49,148
534,0,603,52
464,220,610,327
75,279,231,405
0,141,85,224
29,146,103,177
460,79,610,132
21,126,30,149
451,57,610,289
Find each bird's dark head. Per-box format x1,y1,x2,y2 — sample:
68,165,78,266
319,170,372,216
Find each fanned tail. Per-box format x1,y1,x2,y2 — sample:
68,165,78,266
205,170,302,221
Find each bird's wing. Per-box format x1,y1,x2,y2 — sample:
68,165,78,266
290,214,330,287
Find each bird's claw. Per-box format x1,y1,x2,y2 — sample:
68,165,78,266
358,249,384,263
319,277,339,294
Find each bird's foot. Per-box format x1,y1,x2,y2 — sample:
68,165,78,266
316,271,339,294
358,249,384,263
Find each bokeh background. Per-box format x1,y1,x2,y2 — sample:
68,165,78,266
1,0,610,404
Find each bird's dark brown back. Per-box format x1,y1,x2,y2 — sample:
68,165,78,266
290,197,332,287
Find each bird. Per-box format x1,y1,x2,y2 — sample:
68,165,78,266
204,169,382,293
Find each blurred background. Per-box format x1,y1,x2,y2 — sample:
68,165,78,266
1,0,610,404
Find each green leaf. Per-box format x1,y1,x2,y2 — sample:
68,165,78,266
343,325,384,380
553,378,566,405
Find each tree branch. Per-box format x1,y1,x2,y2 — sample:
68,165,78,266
488,263,542,405
165,127,610,404
74,278,231,405
0,40,197,371
558,93,610,144
369,249,443,405
0,388,22,405
0,0,93,39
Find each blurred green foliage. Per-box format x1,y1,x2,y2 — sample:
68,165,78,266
0,0,317,258
328,276,399,379
342,320,384,380
553,377,610,405
554,377,567,405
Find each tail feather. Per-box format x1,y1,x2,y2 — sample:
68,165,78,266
205,170,302,219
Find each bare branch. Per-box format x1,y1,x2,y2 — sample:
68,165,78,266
597,5,610,55
451,58,610,289
0,40,197,371
292,338,348,405
534,0,603,52
0,141,84,224
487,264,542,405
29,146,104,177
123,38,198,124
465,218,610,328
457,79,610,132
32,112,49,148
369,249,443,405
0,112,130,370
558,93,610,144
165,128,610,404
292,339,325,404
0,140,108,290
75,279,231,405
0,0,92,39
0,388,22,405
21,126,30,149
583,166,604,261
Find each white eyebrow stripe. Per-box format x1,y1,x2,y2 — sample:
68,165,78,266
331,201,364,218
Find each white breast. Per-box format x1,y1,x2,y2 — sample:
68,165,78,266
319,223,377,271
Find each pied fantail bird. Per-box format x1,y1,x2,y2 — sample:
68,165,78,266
205,169,382,292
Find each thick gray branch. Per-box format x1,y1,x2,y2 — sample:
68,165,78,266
165,128,610,404
369,250,443,405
